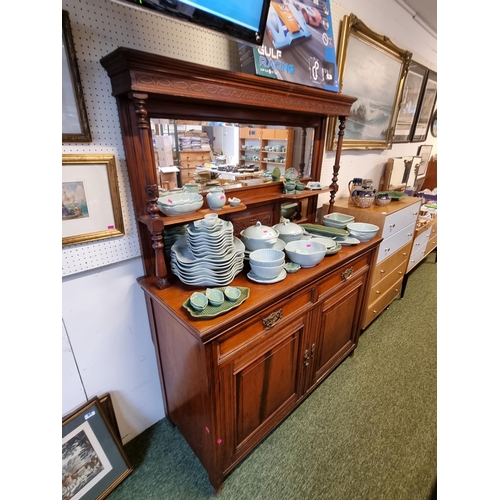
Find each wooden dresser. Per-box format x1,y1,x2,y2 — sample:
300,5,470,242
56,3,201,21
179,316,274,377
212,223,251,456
138,238,380,491
178,150,212,184
401,216,437,296
326,196,422,329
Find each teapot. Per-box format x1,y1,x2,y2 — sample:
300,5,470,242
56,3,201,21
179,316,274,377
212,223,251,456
206,186,226,210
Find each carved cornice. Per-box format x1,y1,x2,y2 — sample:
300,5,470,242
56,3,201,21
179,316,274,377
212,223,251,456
101,47,357,117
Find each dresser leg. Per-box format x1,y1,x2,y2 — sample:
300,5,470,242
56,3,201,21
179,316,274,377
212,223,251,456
400,274,409,299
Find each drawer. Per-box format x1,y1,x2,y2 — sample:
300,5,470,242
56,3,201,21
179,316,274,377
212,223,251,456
367,260,407,305
376,222,415,264
381,203,420,239
179,151,211,162
407,247,427,272
217,287,313,362
180,168,198,180
180,160,204,169
316,254,370,299
362,276,404,329
411,226,431,255
426,234,437,253
373,240,412,279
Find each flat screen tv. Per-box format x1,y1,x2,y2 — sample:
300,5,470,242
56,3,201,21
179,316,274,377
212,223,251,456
110,0,272,46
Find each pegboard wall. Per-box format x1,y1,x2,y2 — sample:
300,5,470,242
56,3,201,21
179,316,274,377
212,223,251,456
62,0,435,276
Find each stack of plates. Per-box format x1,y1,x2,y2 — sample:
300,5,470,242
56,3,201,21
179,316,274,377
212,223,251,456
171,219,245,286
163,226,186,260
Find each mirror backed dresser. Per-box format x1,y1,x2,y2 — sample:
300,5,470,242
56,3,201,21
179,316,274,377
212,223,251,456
101,47,383,493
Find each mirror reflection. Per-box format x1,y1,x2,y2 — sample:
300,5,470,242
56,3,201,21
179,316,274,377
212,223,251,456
383,155,422,192
151,119,315,192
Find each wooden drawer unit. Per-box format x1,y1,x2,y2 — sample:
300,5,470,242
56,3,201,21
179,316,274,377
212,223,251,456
330,197,421,329
406,217,437,273
363,277,404,327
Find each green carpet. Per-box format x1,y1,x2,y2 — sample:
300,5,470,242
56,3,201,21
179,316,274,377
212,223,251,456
108,253,437,499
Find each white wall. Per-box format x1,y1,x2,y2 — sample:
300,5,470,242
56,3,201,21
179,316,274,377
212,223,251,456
61,0,437,443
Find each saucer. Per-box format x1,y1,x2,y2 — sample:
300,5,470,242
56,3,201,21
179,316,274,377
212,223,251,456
247,268,287,284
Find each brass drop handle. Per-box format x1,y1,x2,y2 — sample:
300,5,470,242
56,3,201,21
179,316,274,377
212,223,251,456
341,266,354,281
304,349,310,366
263,308,282,328
310,343,315,358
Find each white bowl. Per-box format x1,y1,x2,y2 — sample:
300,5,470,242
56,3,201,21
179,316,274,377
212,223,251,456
249,248,285,267
224,286,241,302
249,262,284,279
284,240,327,268
189,292,208,311
346,222,379,242
205,288,224,306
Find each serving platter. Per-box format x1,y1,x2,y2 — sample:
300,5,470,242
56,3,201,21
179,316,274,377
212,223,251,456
182,287,250,318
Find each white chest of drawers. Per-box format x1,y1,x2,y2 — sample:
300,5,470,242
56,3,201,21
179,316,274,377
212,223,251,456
326,196,422,329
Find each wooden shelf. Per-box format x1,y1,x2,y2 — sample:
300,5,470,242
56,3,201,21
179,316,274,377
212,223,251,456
138,203,248,229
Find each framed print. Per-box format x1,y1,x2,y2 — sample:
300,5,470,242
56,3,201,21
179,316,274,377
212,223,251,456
411,70,437,142
62,154,125,246
63,10,92,142
62,398,132,500
392,61,427,143
417,144,433,177
326,14,412,150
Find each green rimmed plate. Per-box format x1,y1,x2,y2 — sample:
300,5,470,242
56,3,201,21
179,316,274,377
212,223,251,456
182,286,250,318
377,191,407,201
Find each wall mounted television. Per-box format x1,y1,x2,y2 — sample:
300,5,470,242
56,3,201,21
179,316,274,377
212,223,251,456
110,0,272,46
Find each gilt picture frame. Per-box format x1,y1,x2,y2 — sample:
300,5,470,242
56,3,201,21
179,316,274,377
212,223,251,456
326,14,412,151
411,70,437,142
62,154,124,246
63,10,92,143
392,61,428,143
62,397,132,500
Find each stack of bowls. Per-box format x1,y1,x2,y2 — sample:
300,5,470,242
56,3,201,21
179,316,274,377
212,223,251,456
323,212,355,229
346,222,379,242
248,248,285,280
170,214,245,286
162,225,186,260
157,192,204,216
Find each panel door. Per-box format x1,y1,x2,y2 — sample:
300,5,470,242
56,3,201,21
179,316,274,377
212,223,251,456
308,275,365,389
218,316,306,470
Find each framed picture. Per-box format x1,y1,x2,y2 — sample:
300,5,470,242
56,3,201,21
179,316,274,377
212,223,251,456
62,397,132,500
62,154,125,246
392,61,428,143
411,70,437,142
63,10,92,143
326,14,412,150
99,393,120,441
417,144,433,177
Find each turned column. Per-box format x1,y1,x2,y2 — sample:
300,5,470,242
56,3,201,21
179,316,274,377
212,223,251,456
328,116,346,213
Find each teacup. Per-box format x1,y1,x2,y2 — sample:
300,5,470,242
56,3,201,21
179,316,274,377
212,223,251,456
203,213,218,227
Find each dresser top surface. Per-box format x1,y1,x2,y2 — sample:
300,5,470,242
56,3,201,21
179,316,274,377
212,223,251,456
333,196,422,216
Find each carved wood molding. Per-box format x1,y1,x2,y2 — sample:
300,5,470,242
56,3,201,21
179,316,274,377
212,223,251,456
130,71,352,116
101,47,357,117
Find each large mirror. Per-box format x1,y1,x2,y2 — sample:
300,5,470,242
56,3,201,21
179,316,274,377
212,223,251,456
381,155,422,192
151,119,315,191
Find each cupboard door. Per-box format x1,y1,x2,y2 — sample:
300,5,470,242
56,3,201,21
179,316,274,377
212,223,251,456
218,317,305,469
309,276,365,388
